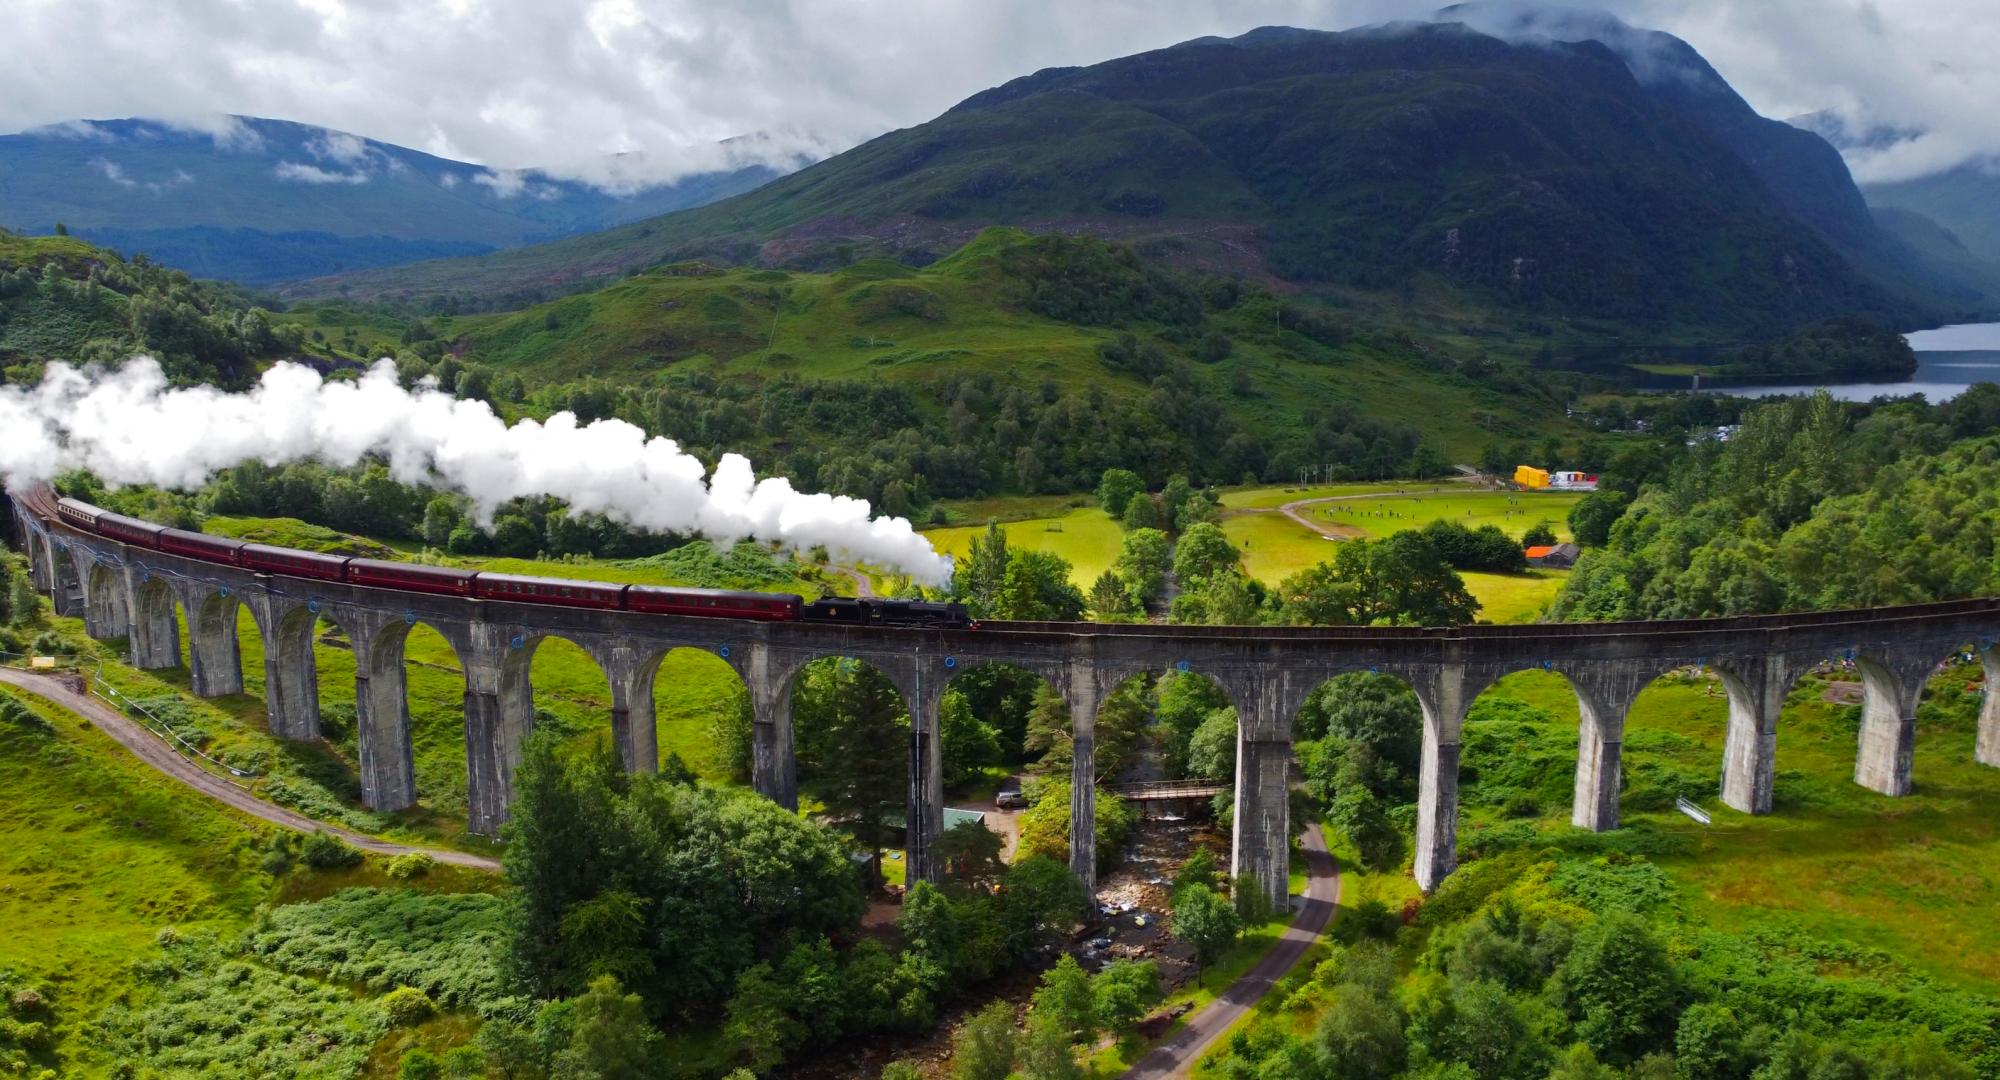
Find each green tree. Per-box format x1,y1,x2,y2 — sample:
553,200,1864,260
1088,570,1137,620
1091,960,1159,1032
1018,1013,1083,1080
939,690,1001,789
1187,708,1237,782
1558,913,1679,1065
1171,883,1241,973
1155,670,1229,775
1160,475,1194,526
1546,1043,1621,1080
1673,1002,1748,1080
1031,954,1097,1043
1173,522,1240,589
1172,848,1218,897
793,658,908,877
994,550,1086,620
952,1002,1017,1080
1522,519,1559,547
1122,493,1162,530
1566,491,1629,548
956,523,1010,617
1113,528,1171,606
399,1049,441,1080
1314,982,1406,1080
555,976,664,1080
1097,468,1144,518
936,819,1006,886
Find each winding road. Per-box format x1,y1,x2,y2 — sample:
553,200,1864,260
1121,824,1342,1079
0,667,501,871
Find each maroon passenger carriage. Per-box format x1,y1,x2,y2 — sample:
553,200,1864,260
36,493,970,628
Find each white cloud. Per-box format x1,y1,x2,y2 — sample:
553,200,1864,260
93,158,137,188
0,1,1997,186
273,160,369,184
472,168,528,197
306,129,372,165
92,157,193,192
30,119,116,141
439,171,460,189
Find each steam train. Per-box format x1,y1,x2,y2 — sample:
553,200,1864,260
43,493,972,629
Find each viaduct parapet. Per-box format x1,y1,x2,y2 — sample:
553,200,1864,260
10,492,1999,903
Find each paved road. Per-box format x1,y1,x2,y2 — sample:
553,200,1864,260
0,667,501,871
1121,824,1342,1079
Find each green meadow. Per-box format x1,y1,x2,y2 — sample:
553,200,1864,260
1455,664,2000,991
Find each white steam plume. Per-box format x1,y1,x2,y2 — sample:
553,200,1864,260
0,358,954,585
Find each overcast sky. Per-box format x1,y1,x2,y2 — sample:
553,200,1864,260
4,0,1994,187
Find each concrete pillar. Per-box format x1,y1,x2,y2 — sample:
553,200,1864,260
1571,699,1625,832
353,618,418,813
905,673,945,889
48,543,81,617
124,570,180,670
1979,645,2000,769
186,590,245,699
81,561,130,640
1413,662,1472,893
1233,737,1292,907
604,652,659,776
1065,659,1100,896
744,645,798,811
1854,653,1929,797
1566,665,1654,833
258,602,321,741
1228,671,1295,910
1719,656,1795,814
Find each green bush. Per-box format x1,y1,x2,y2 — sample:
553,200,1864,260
245,888,509,1009
386,853,436,881
380,986,436,1027
299,830,362,870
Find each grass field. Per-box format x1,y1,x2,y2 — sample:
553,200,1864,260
1459,665,2000,992
0,686,273,1072
1296,488,1583,540
923,506,1127,588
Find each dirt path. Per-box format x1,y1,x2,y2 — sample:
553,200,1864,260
839,565,876,598
1121,824,1341,1079
0,667,501,871
1267,477,1487,541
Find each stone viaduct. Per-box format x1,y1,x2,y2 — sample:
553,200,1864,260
9,491,2000,904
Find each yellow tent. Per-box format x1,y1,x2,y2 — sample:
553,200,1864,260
1514,465,1550,489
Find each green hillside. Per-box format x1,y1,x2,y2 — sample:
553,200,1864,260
286,21,1959,346
409,228,1577,485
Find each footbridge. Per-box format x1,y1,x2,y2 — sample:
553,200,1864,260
9,490,1999,903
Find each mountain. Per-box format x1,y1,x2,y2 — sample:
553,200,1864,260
286,14,1982,344
1865,164,2000,266
0,117,800,285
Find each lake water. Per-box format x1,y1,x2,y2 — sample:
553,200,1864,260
1711,321,2000,401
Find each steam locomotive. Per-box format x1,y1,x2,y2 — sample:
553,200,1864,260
45,493,972,629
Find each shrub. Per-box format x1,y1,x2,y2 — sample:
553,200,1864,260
381,986,436,1027
386,853,436,881
300,830,363,870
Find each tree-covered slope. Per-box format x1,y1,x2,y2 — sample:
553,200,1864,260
287,20,1947,343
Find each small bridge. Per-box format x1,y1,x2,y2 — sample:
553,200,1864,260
1104,779,1228,802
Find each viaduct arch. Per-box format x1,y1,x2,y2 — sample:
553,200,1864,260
9,491,2000,905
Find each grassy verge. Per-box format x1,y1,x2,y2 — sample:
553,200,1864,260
0,685,275,1072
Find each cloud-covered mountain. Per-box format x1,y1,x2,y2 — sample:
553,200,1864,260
0,117,805,284
290,12,1994,340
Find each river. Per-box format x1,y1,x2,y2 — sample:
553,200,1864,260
1708,321,2000,401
